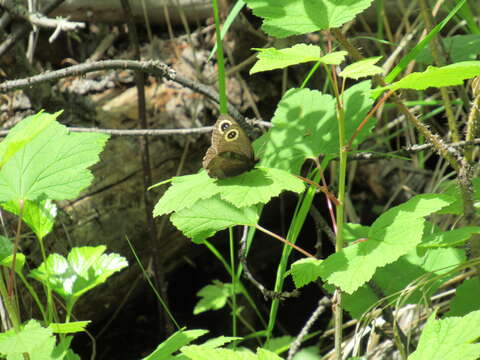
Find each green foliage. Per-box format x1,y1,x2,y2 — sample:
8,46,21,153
339,57,384,79
415,34,480,64
379,61,480,94
408,311,480,360
0,320,61,360
447,277,480,317
154,168,305,216
244,0,374,38
319,194,453,294
254,81,374,173
142,329,209,360
29,246,128,312
0,115,108,202
250,45,347,74
170,196,260,242
342,247,465,319
48,321,91,334
2,198,57,240
194,282,240,315
0,111,58,169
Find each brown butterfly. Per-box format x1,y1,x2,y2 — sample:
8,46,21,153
202,114,257,179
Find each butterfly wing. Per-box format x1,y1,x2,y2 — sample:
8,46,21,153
203,115,256,179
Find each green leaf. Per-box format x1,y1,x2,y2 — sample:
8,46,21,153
51,336,76,360
419,227,480,250
244,0,374,38
180,345,256,360
170,196,260,241
0,111,58,169
250,45,347,74
415,35,480,64
290,258,323,288
154,172,218,216
194,282,238,315
257,348,283,360
154,168,304,217
29,246,128,310
343,223,370,242
447,277,480,317
341,247,464,319
218,168,305,206
48,321,91,334
202,336,242,349
2,197,57,240
254,81,374,174
263,336,293,352
319,194,453,294
0,117,109,202
0,320,55,360
0,236,26,273
408,311,480,360
380,61,480,93
339,57,384,79
142,329,209,360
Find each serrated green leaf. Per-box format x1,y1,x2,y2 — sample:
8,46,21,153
29,246,128,310
339,57,384,79
2,197,57,240
202,336,241,349
408,311,480,360
319,194,453,294
244,0,374,38
447,277,480,317
340,247,464,319
380,61,480,93
290,258,323,288
254,81,374,174
170,196,260,241
142,329,209,360
48,321,90,334
154,168,304,217
154,172,218,216
0,117,109,202
250,45,347,74
0,111,59,169
0,320,55,360
218,168,305,206
194,282,238,315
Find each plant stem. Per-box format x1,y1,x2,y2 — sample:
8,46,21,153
212,0,227,114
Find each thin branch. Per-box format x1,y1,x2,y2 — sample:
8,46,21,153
0,0,84,39
287,297,332,360
0,59,256,137
0,0,66,56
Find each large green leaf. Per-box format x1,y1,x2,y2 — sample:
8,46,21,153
408,311,480,360
254,81,374,174
0,117,109,201
319,194,453,294
244,0,374,38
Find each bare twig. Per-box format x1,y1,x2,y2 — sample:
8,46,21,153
0,0,66,56
287,297,332,360
0,59,255,136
